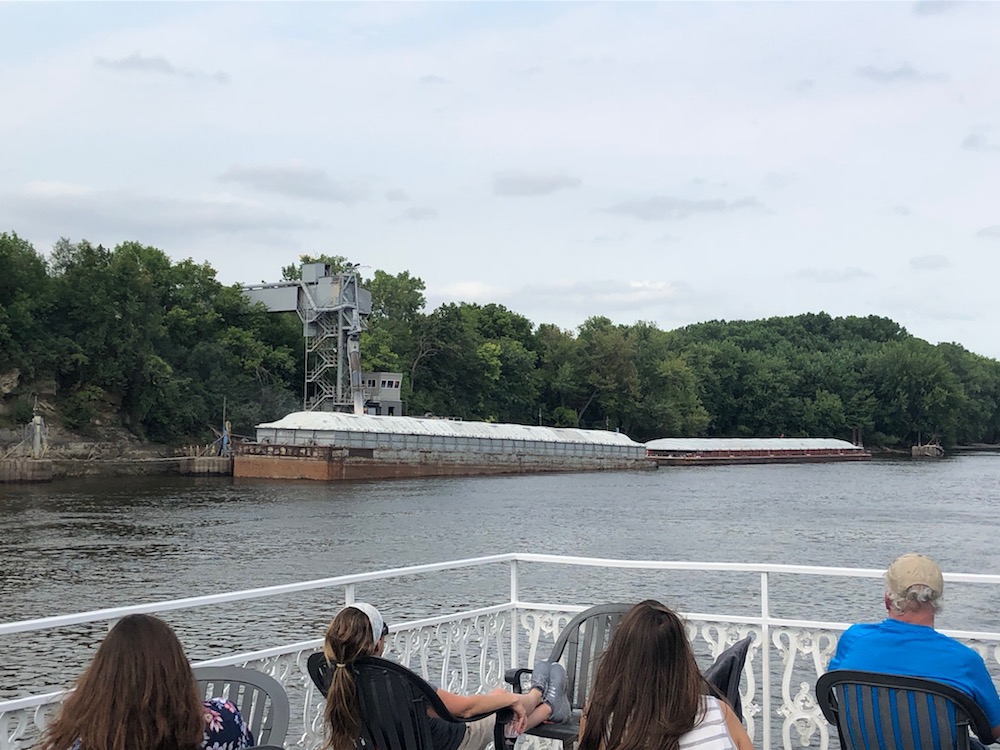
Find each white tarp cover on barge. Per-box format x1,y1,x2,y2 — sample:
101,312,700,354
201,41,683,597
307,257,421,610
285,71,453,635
645,437,864,452
258,411,643,451
241,412,651,479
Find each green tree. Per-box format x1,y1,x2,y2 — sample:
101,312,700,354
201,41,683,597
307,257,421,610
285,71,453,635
865,339,965,446
576,317,640,430
0,232,56,377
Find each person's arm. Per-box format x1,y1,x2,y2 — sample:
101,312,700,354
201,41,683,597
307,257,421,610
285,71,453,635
965,653,1000,739
721,702,754,750
436,688,527,729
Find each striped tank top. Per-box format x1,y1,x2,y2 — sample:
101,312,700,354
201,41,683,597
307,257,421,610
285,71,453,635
678,697,738,750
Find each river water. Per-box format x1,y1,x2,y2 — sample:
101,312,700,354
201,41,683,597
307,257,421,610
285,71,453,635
3,454,1000,699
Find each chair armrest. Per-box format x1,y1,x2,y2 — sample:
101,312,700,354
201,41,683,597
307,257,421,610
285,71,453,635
464,706,515,724
504,667,532,693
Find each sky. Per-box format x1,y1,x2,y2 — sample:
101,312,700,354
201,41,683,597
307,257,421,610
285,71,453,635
2,1,1000,357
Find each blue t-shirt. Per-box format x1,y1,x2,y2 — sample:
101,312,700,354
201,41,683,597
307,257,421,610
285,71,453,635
829,618,1000,727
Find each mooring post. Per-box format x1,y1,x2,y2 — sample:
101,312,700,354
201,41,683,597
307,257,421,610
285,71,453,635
31,415,43,459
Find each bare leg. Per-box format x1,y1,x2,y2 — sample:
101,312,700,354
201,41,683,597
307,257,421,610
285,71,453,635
517,687,553,731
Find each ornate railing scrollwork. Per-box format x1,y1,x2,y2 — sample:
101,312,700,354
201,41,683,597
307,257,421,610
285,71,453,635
773,627,838,749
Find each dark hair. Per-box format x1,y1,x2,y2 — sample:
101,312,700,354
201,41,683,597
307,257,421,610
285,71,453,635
321,608,378,750
39,614,204,750
578,600,708,750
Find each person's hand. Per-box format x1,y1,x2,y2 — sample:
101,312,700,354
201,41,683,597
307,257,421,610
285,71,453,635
509,697,527,734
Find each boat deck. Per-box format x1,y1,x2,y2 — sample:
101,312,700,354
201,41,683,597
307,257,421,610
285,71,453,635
3,554,999,750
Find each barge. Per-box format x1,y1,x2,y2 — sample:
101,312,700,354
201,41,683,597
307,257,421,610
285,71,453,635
234,412,652,481
645,437,871,466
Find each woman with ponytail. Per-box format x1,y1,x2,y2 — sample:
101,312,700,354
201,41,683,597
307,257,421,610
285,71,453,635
321,603,569,750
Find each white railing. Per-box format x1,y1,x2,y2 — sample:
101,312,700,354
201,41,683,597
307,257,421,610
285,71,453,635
4,554,1000,750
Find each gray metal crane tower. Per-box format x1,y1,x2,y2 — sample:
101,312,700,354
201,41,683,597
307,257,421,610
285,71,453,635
242,263,372,413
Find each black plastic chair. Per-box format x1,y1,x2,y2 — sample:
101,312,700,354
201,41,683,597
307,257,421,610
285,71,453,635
193,665,290,747
307,652,512,750
703,635,753,722
816,669,995,750
505,603,633,750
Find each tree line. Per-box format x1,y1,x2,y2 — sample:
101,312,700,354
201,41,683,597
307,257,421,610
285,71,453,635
2,232,999,448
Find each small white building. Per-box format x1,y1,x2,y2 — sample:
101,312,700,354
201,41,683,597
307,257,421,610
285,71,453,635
360,371,403,416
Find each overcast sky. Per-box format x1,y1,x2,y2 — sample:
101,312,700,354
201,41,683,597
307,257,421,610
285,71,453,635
3,1,999,357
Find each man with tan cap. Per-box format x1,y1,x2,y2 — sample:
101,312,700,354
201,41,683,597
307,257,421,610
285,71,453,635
828,553,1000,741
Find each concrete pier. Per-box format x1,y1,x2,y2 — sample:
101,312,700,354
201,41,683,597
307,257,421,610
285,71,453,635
0,459,53,483
179,456,234,475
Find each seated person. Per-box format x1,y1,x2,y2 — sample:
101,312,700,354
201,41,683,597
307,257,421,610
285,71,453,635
320,602,569,750
578,599,753,750
828,553,1000,744
39,613,254,750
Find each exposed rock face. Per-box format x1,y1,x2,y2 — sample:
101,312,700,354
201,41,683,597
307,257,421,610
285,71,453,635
0,369,20,397
0,379,178,469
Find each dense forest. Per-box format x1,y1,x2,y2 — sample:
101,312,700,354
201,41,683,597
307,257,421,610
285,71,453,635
2,232,999,448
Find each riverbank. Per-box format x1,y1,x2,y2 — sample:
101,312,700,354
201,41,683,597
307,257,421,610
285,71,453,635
0,420,225,481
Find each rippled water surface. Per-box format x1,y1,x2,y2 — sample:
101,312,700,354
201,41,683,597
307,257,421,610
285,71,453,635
3,455,1000,698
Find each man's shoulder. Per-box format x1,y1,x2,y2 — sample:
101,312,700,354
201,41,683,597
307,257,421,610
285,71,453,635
838,621,884,641
855,620,986,662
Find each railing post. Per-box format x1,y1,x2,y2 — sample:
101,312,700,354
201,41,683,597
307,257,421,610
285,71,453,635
761,571,771,750
345,584,355,606
510,559,520,674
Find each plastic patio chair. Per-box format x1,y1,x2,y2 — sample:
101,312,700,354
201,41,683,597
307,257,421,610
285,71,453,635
505,603,633,750
193,665,291,747
816,669,995,750
307,652,513,750
703,635,753,722
506,605,753,749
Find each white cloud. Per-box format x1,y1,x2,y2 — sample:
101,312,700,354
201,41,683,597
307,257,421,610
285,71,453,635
433,280,510,303
961,132,1000,153
910,255,951,270
397,206,439,221
4,183,313,250
493,171,583,197
95,52,229,83
911,1,968,15
604,196,761,221
218,166,367,204
794,267,874,284
856,63,948,84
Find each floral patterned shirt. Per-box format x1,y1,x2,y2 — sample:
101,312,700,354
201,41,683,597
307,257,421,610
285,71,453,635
203,697,254,750
69,699,253,750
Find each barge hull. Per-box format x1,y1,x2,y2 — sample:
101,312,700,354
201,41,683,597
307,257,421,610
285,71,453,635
652,452,871,467
234,444,651,481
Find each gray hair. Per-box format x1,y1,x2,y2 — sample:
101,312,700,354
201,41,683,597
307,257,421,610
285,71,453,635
886,583,943,613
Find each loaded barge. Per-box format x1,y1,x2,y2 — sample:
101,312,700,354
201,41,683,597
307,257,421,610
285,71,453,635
234,412,651,481
645,437,871,466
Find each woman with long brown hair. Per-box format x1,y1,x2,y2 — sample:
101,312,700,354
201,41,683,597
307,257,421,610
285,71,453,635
578,600,753,750
321,602,570,750
39,614,254,750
